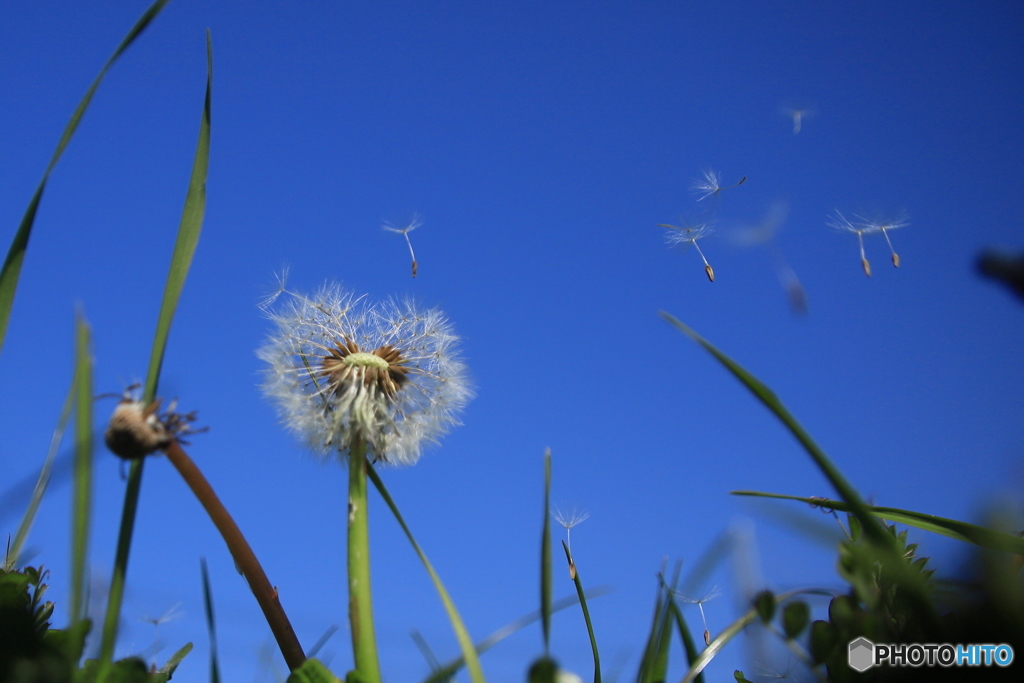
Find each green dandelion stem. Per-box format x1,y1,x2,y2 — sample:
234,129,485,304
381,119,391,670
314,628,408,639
348,438,381,683
164,441,306,670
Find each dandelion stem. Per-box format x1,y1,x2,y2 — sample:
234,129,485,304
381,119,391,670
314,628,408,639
348,437,381,682
163,440,306,671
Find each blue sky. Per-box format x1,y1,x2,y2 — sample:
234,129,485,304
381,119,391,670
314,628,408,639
2,1,1024,681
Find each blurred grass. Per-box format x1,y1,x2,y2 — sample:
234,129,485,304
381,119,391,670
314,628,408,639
69,312,93,627
0,0,171,358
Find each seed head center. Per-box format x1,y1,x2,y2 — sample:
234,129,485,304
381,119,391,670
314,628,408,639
342,352,390,369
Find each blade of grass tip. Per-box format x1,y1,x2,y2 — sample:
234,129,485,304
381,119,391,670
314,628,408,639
4,378,75,571
366,465,486,683
144,28,212,403
638,576,672,683
411,631,446,680
658,313,889,548
561,541,601,683
732,491,1024,555
200,558,221,683
421,589,613,683
69,312,93,627
99,33,212,670
0,0,171,357
541,449,552,653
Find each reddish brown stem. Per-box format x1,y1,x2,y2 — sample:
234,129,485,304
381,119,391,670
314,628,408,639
163,440,306,671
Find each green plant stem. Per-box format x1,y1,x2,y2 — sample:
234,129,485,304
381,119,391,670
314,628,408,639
561,541,600,683
97,457,145,669
348,439,381,683
164,441,305,671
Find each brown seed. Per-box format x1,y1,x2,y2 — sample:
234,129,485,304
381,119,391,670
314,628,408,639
705,264,715,282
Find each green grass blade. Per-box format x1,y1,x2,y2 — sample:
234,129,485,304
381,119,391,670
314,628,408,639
732,490,1024,555
70,312,93,626
144,29,212,403
0,0,171,356
4,380,75,571
659,313,889,548
366,465,486,683
98,33,212,669
561,541,600,683
200,558,221,683
667,601,703,683
541,450,552,653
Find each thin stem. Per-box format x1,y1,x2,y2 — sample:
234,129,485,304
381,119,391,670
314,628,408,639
163,440,305,670
692,242,715,282
403,232,418,278
348,438,381,682
97,458,145,670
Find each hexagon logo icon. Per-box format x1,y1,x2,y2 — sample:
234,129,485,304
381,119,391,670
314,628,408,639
848,637,875,672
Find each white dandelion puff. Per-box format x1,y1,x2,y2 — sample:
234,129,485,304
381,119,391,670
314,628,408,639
258,282,473,466
553,506,590,554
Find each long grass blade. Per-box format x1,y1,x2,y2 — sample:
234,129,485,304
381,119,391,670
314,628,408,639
367,465,486,683
0,0,171,356
70,312,93,626
200,558,221,683
98,32,212,669
659,313,889,547
732,491,1024,555
561,541,600,683
4,381,75,571
541,450,552,653
144,29,212,403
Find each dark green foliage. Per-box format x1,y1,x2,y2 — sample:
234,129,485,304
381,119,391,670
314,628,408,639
781,601,809,639
752,590,774,624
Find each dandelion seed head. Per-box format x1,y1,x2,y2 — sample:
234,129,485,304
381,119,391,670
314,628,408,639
258,282,473,466
553,506,591,530
661,221,714,248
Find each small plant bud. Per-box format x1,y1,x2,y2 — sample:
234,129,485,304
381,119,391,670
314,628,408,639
105,398,169,460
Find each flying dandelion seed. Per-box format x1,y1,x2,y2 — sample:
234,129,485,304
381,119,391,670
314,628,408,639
692,169,747,201
854,213,909,268
258,280,473,466
659,221,716,282
829,211,874,277
779,105,816,135
553,506,590,553
383,215,422,278
676,585,721,645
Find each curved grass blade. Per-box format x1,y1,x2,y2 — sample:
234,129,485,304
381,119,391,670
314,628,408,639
660,314,941,634
561,540,600,683
4,379,75,571
366,464,486,683
0,0,171,357
659,313,888,548
541,450,552,653
732,491,1024,555
70,312,93,626
421,588,612,683
200,558,221,683
98,31,213,669
667,601,703,683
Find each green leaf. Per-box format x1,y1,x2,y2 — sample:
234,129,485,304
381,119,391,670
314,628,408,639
286,659,343,683
781,601,810,639
151,643,194,683
733,671,755,683
730,491,1024,555
753,590,775,624
367,465,486,683
0,0,171,357
809,620,837,664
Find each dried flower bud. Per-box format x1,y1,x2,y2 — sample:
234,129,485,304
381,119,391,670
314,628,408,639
105,398,169,460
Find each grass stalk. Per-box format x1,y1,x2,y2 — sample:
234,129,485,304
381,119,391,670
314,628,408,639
348,439,381,683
